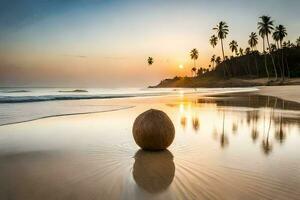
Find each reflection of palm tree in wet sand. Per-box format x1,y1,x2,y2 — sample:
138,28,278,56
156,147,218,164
251,110,259,142
192,116,200,131
275,100,286,143
220,110,229,148
180,116,187,128
262,97,276,155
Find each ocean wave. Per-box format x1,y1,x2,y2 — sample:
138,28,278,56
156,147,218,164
0,94,135,103
0,87,259,104
1,90,31,93
58,89,88,93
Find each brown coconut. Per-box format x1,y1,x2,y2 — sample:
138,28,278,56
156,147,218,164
132,109,175,150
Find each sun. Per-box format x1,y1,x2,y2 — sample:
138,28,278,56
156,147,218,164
179,64,184,69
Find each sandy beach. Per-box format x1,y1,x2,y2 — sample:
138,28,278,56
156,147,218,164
255,85,300,103
0,87,300,200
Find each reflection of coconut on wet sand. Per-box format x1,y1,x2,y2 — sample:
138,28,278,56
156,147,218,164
132,109,175,150
132,150,175,193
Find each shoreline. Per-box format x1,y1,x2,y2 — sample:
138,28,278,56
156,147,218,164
151,77,300,88
0,85,299,127
254,85,300,104
202,85,300,104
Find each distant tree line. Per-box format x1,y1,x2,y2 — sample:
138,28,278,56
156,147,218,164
191,16,300,81
148,15,300,82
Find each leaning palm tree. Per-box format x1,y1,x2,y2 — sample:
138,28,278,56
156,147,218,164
210,35,218,48
274,25,288,81
213,21,229,78
147,57,153,66
210,55,216,69
296,36,300,47
190,48,199,77
248,32,259,77
258,15,278,80
229,40,238,56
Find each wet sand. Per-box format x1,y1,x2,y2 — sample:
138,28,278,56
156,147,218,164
0,94,300,200
256,85,300,103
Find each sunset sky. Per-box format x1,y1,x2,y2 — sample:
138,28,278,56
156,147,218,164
0,0,299,87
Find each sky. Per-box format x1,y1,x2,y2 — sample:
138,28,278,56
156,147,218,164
0,0,299,87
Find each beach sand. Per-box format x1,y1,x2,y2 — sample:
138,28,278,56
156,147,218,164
0,89,300,199
255,85,300,103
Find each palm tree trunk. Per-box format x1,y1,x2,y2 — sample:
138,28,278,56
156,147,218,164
282,43,290,79
252,47,259,77
253,49,259,77
280,42,285,82
263,37,270,79
275,47,284,81
194,59,195,77
266,35,278,80
220,39,227,78
285,56,290,78
247,57,252,77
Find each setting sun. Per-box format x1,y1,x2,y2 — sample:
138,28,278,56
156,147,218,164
179,64,184,69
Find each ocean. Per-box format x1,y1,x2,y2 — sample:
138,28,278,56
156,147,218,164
0,87,257,126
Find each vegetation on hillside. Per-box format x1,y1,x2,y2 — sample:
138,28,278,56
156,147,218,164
149,15,300,87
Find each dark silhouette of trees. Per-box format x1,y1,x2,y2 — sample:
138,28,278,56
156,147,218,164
190,49,199,76
210,35,218,48
210,55,216,69
147,57,153,65
296,37,300,47
274,25,288,81
229,40,238,56
258,16,278,80
248,32,259,76
213,21,229,78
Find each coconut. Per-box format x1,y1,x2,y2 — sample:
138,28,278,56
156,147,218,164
132,109,175,150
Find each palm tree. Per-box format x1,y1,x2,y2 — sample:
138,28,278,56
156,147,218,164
229,40,238,56
245,47,251,55
213,21,229,78
147,57,153,66
210,55,216,69
190,48,199,77
215,56,221,65
258,15,278,80
273,31,280,49
210,35,218,48
296,36,300,47
248,32,259,77
269,44,277,52
274,25,288,81
192,67,197,77
239,48,244,56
